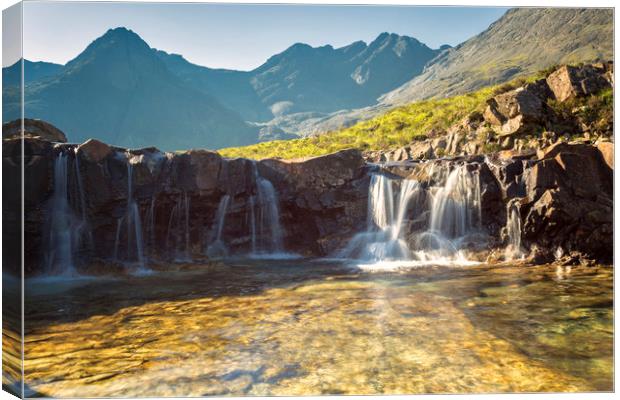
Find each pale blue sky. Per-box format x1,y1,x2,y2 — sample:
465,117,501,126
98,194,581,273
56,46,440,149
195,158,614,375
21,2,508,70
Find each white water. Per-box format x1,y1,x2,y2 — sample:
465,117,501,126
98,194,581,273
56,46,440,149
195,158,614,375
504,198,525,260
206,195,230,259
112,159,148,273
165,192,191,261
248,162,288,256
340,164,483,270
44,153,78,275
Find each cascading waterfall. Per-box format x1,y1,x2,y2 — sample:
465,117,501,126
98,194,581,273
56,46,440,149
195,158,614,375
112,158,147,272
249,196,257,254
206,194,230,258
44,151,93,275
340,163,483,269
45,153,77,275
165,192,191,261
504,199,525,260
338,174,422,262
248,162,286,255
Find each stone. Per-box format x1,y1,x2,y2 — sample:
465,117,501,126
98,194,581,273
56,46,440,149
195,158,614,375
78,139,113,163
483,80,551,136
546,64,612,102
596,141,614,169
2,118,68,143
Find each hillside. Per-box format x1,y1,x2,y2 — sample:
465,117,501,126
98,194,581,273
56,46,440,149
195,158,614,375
295,7,613,137
381,8,613,105
218,63,613,160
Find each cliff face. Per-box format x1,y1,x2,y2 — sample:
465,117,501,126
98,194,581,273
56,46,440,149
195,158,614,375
3,126,612,277
4,138,371,276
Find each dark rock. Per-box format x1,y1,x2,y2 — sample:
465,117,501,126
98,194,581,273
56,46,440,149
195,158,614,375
2,118,68,142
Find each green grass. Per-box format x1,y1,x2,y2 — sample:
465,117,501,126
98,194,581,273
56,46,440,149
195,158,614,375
219,86,496,160
217,68,603,160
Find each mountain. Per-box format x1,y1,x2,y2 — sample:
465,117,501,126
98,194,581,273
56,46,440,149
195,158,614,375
291,8,614,137
249,33,439,116
380,8,614,105
2,59,63,86
3,28,257,150
157,32,440,121
155,51,272,122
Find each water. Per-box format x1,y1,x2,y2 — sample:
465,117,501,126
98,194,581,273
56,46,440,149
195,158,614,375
112,158,147,272
44,152,92,275
249,196,257,253
340,174,422,263
340,164,482,269
505,198,525,260
21,261,613,396
429,165,481,238
165,192,191,261
44,153,77,275
250,163,285,255
206,195,231,258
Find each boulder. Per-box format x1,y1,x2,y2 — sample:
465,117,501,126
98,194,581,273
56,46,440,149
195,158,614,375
483,80,552,136
546,64,612,102
2,118,68,142
522,143,613,261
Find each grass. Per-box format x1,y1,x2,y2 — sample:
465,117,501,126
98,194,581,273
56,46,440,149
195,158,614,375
217,67,607,160
219,86,495,160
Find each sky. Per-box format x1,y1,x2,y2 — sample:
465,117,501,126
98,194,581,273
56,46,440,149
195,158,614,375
18,2,508,70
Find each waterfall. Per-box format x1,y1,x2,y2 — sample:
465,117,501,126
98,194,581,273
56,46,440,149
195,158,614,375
44,153,77,275
248,162,286,255
340,163,483,269
43,151,94,275
166,192,191,261
146,195,156,254
504,199,525,260
338,174,421,262
256,176,284,253
429,166,481,238
249,196,257,254
206,194,230,258
113,158,148,273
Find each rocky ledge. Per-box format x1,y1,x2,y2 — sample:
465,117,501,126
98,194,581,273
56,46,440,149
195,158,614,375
2,63,613,276
3,134,612,277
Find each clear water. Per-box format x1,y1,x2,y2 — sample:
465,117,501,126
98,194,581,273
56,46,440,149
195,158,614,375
22,261,612,397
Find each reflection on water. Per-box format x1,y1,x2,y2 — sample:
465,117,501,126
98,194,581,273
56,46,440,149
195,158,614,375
23,261,612,396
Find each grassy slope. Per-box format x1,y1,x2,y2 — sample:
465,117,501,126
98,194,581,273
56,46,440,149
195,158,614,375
218,66,612,161
218,74,540,160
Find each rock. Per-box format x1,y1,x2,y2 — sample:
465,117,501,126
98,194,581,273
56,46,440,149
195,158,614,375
2,118,68,142
391,147,410,161
522,143,613,261
546,64,612,102
596,141,614,169
409,141,434,159
78,139,112,163
263,149,366,191
483,80,552,136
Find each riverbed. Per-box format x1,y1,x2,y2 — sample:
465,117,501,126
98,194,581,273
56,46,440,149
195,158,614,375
22,260,613,396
